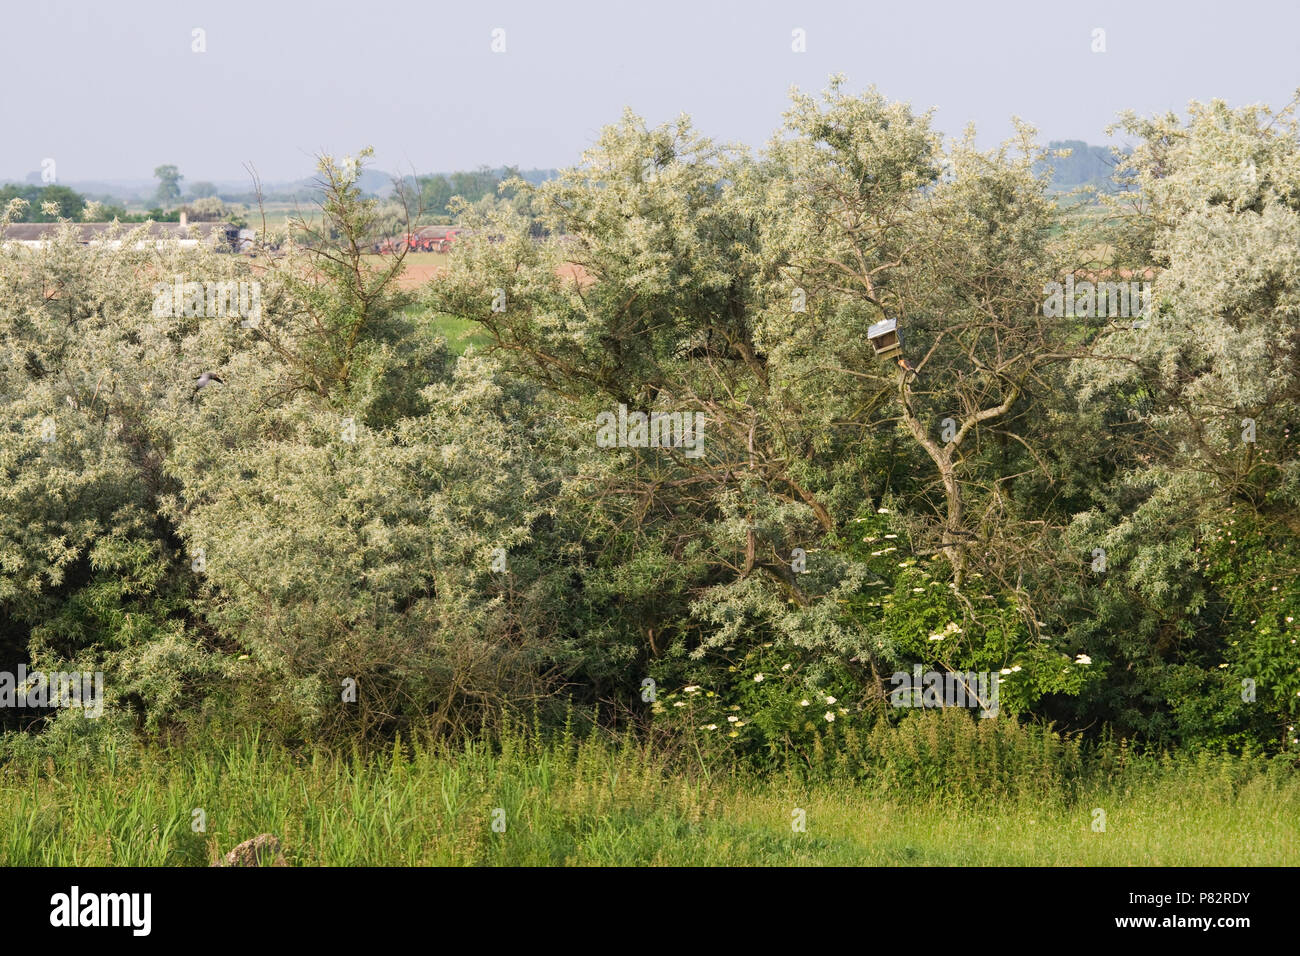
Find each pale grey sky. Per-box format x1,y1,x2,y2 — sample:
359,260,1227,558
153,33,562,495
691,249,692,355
3,0,1297,184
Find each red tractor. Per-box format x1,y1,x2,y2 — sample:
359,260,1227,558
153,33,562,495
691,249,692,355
404,226,462,253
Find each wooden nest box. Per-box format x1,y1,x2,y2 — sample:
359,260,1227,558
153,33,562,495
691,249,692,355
867,318,902,360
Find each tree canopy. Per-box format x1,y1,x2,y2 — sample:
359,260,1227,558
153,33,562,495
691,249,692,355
1,82,1296,757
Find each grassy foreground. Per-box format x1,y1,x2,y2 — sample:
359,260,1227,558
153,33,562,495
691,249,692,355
2,722,1297,866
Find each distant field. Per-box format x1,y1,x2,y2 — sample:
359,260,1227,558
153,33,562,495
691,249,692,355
371,251,449,289
411,307,493,354
247,249,581,353
108,201,305,232
381,254,493,352
244,204,309,231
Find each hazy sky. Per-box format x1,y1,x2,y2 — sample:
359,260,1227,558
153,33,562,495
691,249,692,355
4,0,1298,184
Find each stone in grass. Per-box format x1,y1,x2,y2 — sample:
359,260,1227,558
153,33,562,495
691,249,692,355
212,833,289,867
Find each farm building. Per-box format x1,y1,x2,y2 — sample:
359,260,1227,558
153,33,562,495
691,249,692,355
0,218,243,252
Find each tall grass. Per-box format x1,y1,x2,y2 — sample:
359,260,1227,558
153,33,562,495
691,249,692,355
2,712,1296,865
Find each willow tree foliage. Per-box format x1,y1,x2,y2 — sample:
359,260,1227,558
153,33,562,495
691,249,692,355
1059,97,1300,745
426,82,1109,718
1,157,579,741
2,83,1295,755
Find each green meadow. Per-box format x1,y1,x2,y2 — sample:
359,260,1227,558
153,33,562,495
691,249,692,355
4,717,1295,866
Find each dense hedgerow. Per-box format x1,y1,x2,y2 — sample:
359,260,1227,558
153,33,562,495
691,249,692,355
1,83,1297,756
